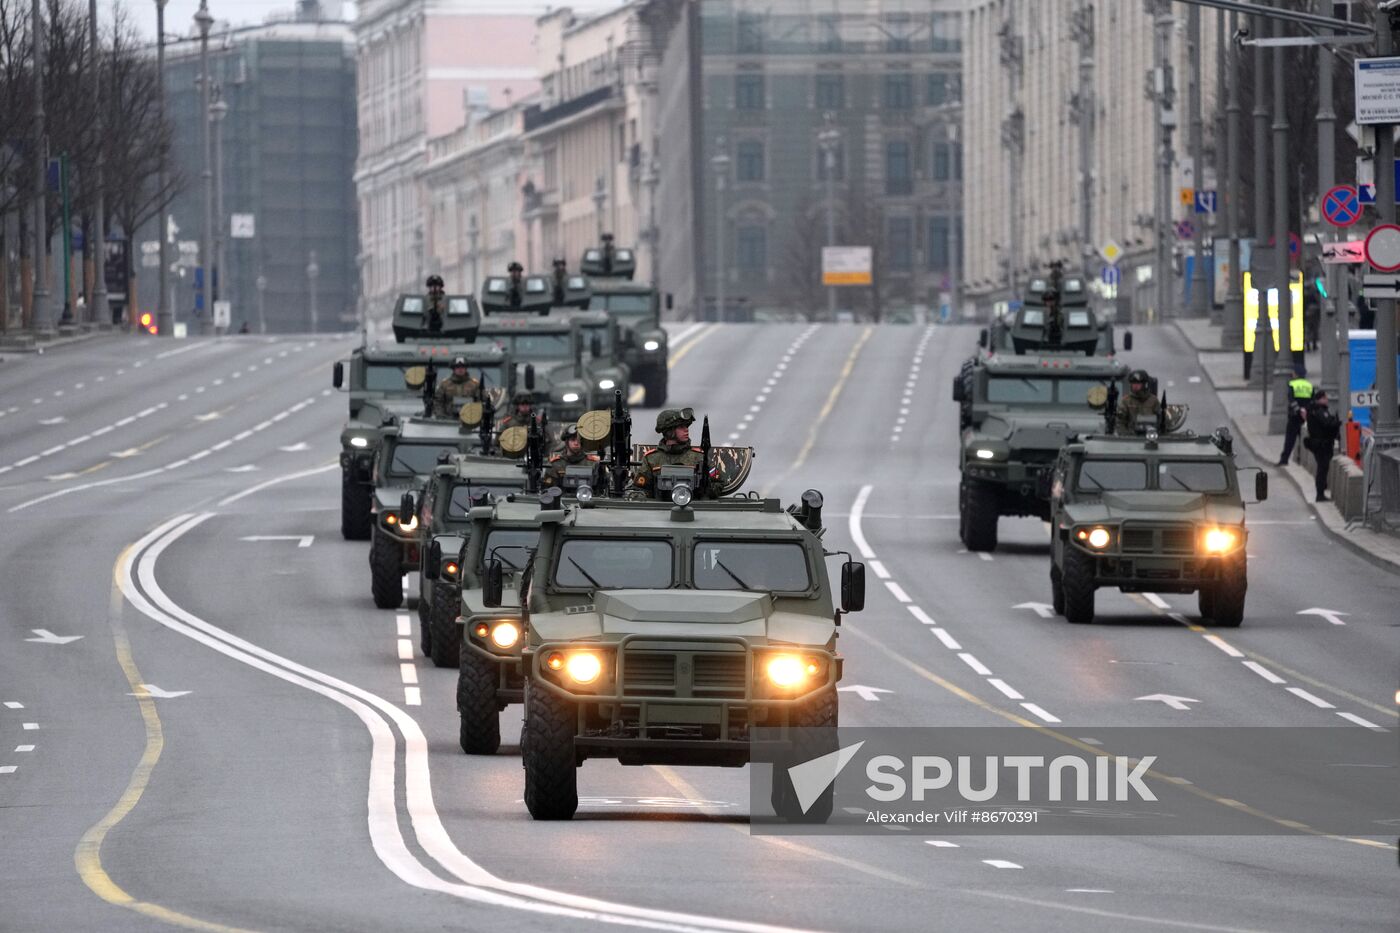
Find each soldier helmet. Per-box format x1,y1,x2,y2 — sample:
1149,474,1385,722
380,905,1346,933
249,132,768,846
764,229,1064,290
451,356,468,368
561,423,581,441
512,390,534,405
426,274,444,289
1128,369,1150,385
655,407,695,434
507,261,524,273
552,258,567,268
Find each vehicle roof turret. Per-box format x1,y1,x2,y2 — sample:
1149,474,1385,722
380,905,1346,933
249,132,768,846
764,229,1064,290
391,293,480,343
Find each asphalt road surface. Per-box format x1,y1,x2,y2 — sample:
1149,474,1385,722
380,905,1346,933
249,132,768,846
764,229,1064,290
0,324,1395,933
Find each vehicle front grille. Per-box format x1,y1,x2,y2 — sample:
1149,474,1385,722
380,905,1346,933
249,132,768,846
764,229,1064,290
1121,528,1155,551
1120,523,1196,555
621,653,675,696
693,654,747,698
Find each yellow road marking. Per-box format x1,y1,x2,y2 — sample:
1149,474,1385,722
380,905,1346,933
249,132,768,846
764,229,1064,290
74,547,259,933
1236,650,1400,719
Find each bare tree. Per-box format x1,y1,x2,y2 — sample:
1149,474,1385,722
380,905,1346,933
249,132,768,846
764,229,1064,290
778,196,829,318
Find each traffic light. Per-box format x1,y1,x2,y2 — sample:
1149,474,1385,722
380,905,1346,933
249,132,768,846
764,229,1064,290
1313,276,1328,299
139,312,157,335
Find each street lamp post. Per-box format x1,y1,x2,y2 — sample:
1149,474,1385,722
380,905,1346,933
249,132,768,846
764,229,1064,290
155,0,171,336
31,0,49,335
255,272,266,334
817,114,841,322
467,213,479,295
643,156,660,286
88,0,108,327
211,94,227,316
307,251,320,334
195,0,213,336
711,141,730,323
592,175,607,241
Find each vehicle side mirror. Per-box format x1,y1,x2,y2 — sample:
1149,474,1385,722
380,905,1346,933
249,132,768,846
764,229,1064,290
665,293,674,310
840,561,866,613
400,492,416,522
483,559,504,608
332,361,344,388
1122,331,1134,352
978,328,988,349
424,540,442,580
524,364,536,391
952,376,965,403
1255,471,1268,502
590,334,603,358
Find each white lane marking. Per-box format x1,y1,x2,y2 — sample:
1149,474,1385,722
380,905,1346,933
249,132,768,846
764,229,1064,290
404,687,422,707
15,745,34,752
1143,593,1171,609
848,484,876,559
982,860,1023,869
987,678,1024,700
400,663,418,685
1202,635,1244,658
38,416,66,425
397,614,411,637
1242,661,1285,684
14,456,39,467
958,653,993,677
213,378,223,386
924,840,960,848
883,581,911,604
1286,687,1335,709
868,560,890,579
1336,712,1385,731
0,766,16,774
123,513,813,933
929,628,962,651
91,426,113,437
1297,608,1348,626
397,640,414,661
906,606,937,626
976,552,993,562
1065,889,1114,894
40,446,64,457
1020,703,1061,724
65,434,92,447
3,701,23,709
22,723,38,730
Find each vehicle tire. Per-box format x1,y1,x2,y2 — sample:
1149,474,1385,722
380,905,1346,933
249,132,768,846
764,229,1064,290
457,640,501,755
369,528,404,609
957,483,970,545
341,475,372,541
770,690,839,824
642,368,668,408
963,481,999,552
417,587,432,656
1061,547,1096,624
1196,584,1217,621
522,679,578,820
1207,555,1247,628
429,581,461,669
1050,564,1065,616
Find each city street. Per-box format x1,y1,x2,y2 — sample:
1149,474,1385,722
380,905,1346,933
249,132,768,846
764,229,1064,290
0,323,1394,932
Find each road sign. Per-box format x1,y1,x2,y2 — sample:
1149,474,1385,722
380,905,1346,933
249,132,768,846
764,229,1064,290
230,213,255,238
213,300,231,329
1363,272,1400,298
140,239,160,255
1351,389,1381,407
1098,239,1122,264
1174,220,1195,240
1193,190,1217,214
1101,265,1120,286
822,246,872,286
1322,239,1366,264
1354,56,1400,124
140,254,160,268
1178,187,1194,207
1364,224,1400,270
1321,185,1362,226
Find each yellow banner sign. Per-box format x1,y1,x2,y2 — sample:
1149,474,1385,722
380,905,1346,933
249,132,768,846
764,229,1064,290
823,270,873,286
1242,271,1305,353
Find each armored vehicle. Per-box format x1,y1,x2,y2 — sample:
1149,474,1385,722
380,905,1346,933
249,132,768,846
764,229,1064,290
977,266,1130,359
1046,415,1267,626
410,455,530,666
582,239,670,407
480,312,629,424
368,417,491,610
954,353,1128,551
483,486,865,821
480,274,554,314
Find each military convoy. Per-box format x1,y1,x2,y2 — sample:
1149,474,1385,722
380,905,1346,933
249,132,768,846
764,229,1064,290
581,237,671,406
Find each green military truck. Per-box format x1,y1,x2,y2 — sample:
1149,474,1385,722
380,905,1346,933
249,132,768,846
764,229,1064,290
482,487,865,821
479,312,629,425
410,455,529,666
367,417,491,610
954,353,1128,551
581,239,670,407
1046,418,1267,627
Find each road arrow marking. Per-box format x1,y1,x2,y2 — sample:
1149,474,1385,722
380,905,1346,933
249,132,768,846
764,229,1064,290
1014,602,1056,619
129,684,190,699
26,629,83,645
1135,694,1199,711
279,442,310,452
224,465,259,473
838,685,893,702
38,416,66,425
1298,608,1348,626
240,535,314,548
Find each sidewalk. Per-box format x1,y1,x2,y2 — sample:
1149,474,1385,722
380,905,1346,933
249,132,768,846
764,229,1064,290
1174,318,1400,576
0,323,121,359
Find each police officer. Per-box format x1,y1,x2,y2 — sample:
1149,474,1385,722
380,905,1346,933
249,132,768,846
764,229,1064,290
433,356,479,417
497,391,536,432
425,274,446,332
507,261,525,309
1305,389,1341,502
542,424,599,489
1277,365,1314,466
627,408,721,500
1115,369,1160,435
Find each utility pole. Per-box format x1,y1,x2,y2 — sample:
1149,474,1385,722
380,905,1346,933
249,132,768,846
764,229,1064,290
211,93,227,314
1188,1,1207,317
818,113,840,320
1222,9,1244,348
1072,1,1095,284
307,250,319,333
712,140,729,323
1375,9,1400,440
1153,1,1176,323
1316,0,1339,413
1212,8,1225,326
195,0,213,336
1268,16,1294,434
1000,6,1025,301
89,0,108,328
31,0,50,336
155,0,171,337
1251,11,1271,394
644,155,660,287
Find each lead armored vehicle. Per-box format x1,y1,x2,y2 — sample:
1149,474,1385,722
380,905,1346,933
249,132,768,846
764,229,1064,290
978,266,1130,358
1046,400,1267,627
582,237,670,406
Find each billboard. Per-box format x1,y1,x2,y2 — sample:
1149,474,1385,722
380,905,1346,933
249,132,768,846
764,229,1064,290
822,246,873,286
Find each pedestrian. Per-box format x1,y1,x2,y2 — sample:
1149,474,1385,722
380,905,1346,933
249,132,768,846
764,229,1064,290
1304,389,1341,502
1276,365,1313,466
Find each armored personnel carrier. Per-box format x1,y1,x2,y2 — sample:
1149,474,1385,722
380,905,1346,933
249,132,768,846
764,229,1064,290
582,236,670,407
479,311,629,425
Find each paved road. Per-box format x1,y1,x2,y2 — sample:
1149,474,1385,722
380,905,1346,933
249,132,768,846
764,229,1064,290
0,325,1394,932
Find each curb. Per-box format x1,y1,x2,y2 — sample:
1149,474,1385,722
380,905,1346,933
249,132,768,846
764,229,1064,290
0,329,119,356
1174,322,1400,577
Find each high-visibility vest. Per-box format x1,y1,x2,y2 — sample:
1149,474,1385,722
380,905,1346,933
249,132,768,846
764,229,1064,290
1288,377,1314,400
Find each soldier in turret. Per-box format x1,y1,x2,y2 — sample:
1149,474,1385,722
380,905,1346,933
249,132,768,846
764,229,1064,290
507,261,525,309
433,356,479,417
627,408,722,500
497,391,537,432
425,274,446,332
1115,369,1160,435
542,424,600,489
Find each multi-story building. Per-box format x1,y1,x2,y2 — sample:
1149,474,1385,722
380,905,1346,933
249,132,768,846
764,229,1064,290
962,0,1219,319
354,1,537,320
143,5,358,332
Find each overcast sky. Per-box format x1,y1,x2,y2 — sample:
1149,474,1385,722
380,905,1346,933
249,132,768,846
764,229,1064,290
102,0,625,42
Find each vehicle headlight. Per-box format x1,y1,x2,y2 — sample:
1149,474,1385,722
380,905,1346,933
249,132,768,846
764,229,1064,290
766,654,816,689
562,392,581,403
398,515,418,533
643,339,660,352
576,484,594,503
671,484,692,507
563,652,602,684
489,621,520,649
975,448,996,460
349,436,370,448
1202,528,1237,553
443,561,459,579
1075,526,1111,549
597,378,616,390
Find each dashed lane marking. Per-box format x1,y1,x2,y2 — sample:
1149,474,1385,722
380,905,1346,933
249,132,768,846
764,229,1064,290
396,614,411,638
1286,687,1335,709
1019,703,1061,724
982,860,1023,869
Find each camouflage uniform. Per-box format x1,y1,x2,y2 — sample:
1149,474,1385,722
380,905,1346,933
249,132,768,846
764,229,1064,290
627,409,722,500
434,370,479,418
542,447,599,488
1115,372,1160,435
496,392,536,432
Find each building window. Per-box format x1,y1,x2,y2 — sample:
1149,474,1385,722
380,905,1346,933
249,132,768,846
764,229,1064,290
883,12,912,52
736,225,767,274
927,72,960,106
928,216,952,270
887,217,913,270
815,73,844,110
736,140,765,182
930,12,961,53
932,142,963,181
816,142,844,181
883,73,914,109
885,140,912,195
735,73,765,110
736,13,764,54
817,15,842,53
